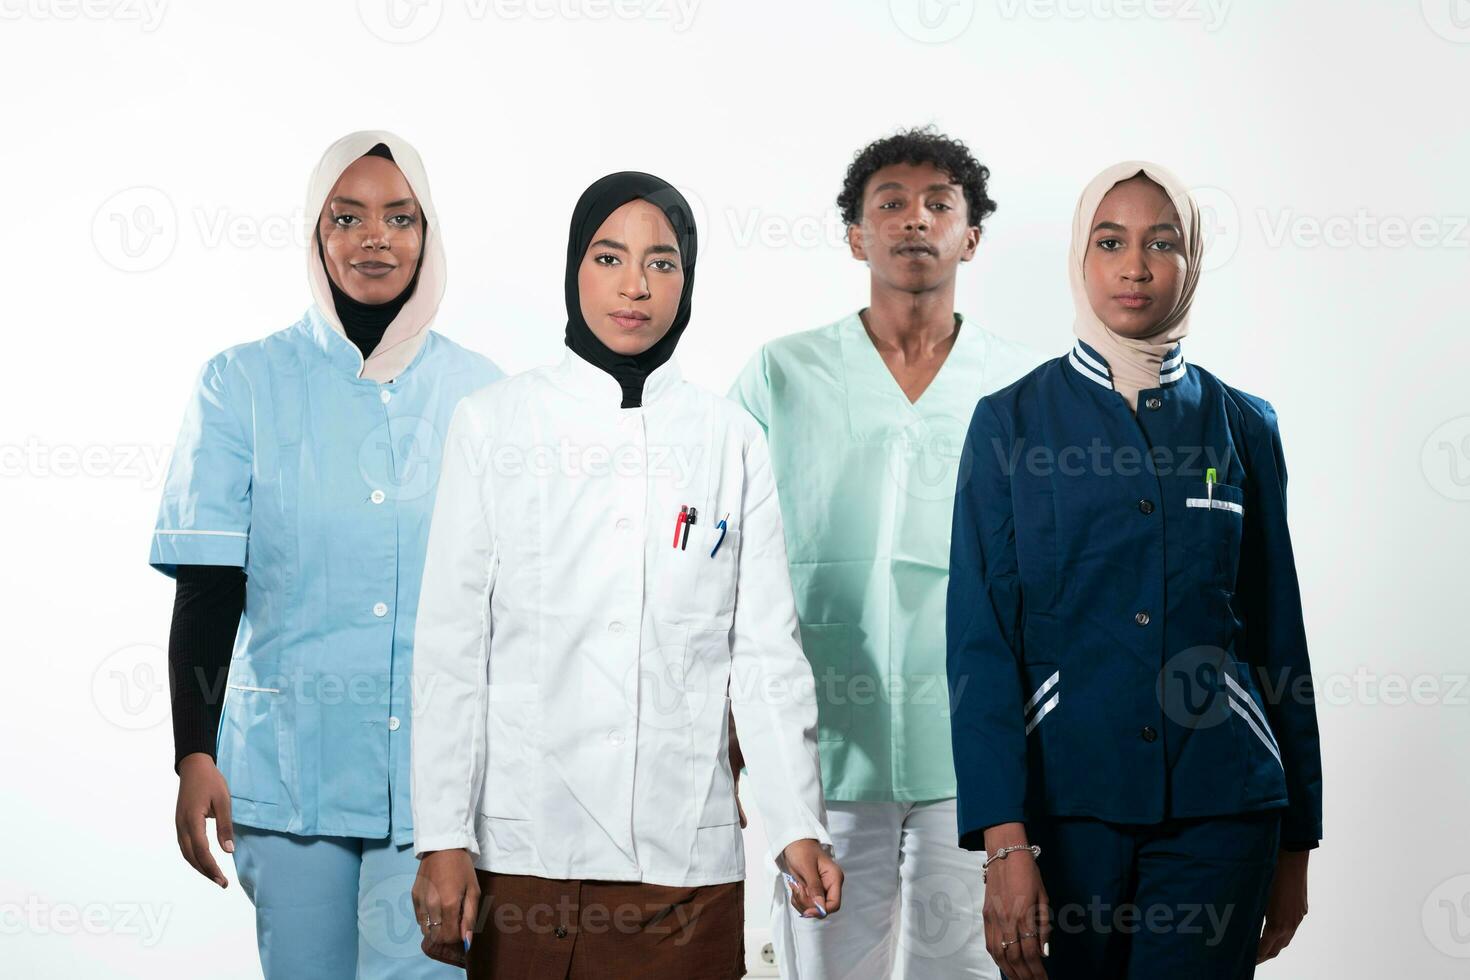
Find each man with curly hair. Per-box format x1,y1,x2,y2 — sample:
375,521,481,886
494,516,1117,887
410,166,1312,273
729,127,1041,978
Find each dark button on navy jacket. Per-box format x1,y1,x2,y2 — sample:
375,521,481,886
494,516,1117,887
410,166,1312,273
946,340,1324,850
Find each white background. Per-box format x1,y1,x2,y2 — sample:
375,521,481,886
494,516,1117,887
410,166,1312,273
2,0,1468,976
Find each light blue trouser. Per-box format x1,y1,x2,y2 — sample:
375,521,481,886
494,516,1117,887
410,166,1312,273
232,824,461,980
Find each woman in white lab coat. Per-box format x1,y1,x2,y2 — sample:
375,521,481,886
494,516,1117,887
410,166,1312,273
408,172,843,977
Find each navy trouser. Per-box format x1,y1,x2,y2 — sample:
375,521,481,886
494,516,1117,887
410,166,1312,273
1011,811,1281,979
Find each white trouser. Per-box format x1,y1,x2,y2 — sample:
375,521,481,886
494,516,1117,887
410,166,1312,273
772,798,999,979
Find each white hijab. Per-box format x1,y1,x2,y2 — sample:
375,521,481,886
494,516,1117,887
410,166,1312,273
1068,161,1202,411
306,130,446,382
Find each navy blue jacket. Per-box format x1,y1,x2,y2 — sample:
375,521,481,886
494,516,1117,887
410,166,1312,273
946,340,1324,851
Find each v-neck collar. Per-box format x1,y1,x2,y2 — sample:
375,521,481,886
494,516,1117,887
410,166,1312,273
839,309,980,443
844,309,971,405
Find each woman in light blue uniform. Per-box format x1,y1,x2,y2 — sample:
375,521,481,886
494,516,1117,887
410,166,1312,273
149,130,501,978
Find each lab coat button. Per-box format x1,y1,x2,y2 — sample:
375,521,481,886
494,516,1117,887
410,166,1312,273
1141,725,1158,742
374,602,389,617
1134,611,1150,626
380,389,392,404
370,490,386,505
1138,499,1154,515
1145,396,1162,410
608,621,625,634
387,716,401,731
616,518,632,531
608,729,625,746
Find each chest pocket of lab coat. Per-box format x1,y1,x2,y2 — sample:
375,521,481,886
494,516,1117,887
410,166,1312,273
1183,481,1246,591
652,523,740,629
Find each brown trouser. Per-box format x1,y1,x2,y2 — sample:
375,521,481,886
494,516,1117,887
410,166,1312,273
466,870,746,980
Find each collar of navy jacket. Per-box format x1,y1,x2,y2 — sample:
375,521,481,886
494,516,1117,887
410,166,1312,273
1066,337,1187,393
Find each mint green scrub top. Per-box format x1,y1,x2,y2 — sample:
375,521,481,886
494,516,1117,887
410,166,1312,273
729,312,1041,801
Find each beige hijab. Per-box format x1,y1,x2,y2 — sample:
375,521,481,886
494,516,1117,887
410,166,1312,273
1068,161,1202,411
306,130,446,382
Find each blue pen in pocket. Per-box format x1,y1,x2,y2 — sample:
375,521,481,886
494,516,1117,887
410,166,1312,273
710,513,729,557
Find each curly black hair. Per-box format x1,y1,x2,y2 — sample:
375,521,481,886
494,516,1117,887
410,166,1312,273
836,126,996,230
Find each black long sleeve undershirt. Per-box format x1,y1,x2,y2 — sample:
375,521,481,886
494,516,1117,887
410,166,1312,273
168,564,246,774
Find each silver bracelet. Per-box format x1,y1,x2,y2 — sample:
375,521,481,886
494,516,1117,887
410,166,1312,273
982,844,1041,883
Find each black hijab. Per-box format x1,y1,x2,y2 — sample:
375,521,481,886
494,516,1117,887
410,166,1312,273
564,172,697,408
317,142,426,360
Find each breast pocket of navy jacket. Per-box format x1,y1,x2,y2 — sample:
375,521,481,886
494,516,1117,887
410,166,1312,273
1183,480,1246,590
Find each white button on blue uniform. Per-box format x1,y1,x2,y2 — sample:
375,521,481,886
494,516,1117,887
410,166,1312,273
374,602,388,617
370,490,386,504
387,716,401,731
380,389,392,404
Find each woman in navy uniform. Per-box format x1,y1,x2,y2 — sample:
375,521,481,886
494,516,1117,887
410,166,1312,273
946,162,1322,979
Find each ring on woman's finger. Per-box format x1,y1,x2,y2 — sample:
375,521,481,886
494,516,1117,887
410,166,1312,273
1020,931,1038,939
424,916,442,928
1000,936,1018,950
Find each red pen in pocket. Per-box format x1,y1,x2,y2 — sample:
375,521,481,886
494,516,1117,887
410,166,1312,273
673,505,688,548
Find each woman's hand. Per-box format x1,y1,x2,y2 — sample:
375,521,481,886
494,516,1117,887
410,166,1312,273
174,752,234,888
1256,849,1309,964
413,848,479,967
982,823,1050,980
780,839,843,918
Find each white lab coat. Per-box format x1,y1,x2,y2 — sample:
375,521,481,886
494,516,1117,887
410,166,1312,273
410,350,832,887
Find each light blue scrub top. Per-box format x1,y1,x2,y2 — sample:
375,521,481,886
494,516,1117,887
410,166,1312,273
730,312,1041,802
149,306,501,845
